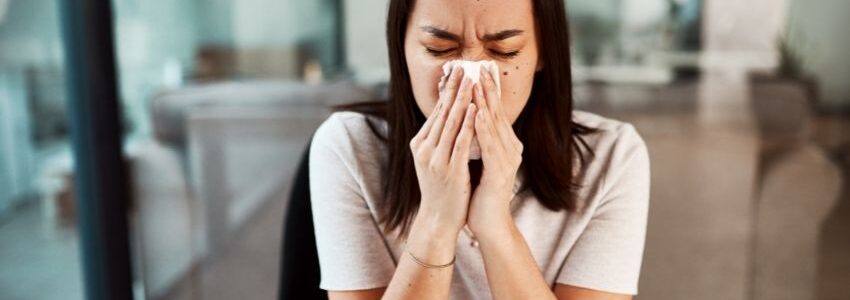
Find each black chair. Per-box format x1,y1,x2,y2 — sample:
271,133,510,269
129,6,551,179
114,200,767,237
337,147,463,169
278,140,328,300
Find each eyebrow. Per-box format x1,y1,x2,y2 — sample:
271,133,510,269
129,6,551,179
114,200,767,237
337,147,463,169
420,26,523,42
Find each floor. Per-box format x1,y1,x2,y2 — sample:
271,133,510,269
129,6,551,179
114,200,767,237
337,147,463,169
0,200,84,300
0,172,289,300
161,192,286,300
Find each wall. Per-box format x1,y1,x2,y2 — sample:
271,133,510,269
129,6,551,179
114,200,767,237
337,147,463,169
195,0,234,46
0,71,34,216
0,0,62,214
787,0,850,110
0,0,63,67
112,0,203,137
343,0,390,84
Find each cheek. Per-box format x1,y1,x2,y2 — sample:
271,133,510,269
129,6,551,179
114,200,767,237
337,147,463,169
497,62,535,123
406,54,446,116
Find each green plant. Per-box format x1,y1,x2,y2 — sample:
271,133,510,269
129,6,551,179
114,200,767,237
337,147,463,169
777,34,806,79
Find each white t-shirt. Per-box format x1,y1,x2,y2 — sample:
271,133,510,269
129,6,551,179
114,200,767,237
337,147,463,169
309,110,650,298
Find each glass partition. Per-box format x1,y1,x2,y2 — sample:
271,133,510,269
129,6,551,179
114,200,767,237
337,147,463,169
0,0,84,298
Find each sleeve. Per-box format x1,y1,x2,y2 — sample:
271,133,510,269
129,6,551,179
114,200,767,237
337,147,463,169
556,124,651,295
308,113,396,291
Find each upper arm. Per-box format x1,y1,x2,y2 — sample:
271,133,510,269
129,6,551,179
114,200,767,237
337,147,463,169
328,288,386,300
554,284,633,300
310,114,396,290
556,124,650,295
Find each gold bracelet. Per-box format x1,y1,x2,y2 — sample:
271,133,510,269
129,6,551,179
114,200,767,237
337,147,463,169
406,248,456,269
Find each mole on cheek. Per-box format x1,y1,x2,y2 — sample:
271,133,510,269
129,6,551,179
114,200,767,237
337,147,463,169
502,71,508,76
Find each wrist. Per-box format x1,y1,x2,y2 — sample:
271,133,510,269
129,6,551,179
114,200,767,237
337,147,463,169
413,204,463,239
468,205,513,241
405,214,459,266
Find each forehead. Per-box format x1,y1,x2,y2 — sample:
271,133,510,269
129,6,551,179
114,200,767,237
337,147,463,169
408,0,535,33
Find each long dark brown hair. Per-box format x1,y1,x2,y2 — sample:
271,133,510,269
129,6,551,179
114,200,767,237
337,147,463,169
334,0,596,236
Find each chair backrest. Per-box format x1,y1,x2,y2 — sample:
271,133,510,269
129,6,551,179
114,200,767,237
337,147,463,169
753,144,842,300
278,139,328,300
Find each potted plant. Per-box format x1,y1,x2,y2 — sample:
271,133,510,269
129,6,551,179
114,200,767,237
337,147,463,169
749,33,819,147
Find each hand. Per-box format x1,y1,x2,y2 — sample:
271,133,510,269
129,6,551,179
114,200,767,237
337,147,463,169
409,65,478,238
467,66,524,236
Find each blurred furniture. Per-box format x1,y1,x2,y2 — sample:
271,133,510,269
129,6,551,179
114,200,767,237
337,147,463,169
130,79,373,298
0,70,33,217
585,74,844,300
750,77,816,167
750,78,843,300
1,66,72,224
194,45,312,82
277,140,327,300
753,144,841,300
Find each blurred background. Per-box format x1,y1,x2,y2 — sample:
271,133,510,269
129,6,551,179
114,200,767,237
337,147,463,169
0,0,848,299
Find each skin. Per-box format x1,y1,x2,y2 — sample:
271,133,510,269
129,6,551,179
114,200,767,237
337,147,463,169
406,0,538,125
329,1,633,299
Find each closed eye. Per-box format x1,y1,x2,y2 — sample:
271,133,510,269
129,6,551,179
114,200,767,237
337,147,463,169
490,49,520,58
425,47,520,59
425,47,456,57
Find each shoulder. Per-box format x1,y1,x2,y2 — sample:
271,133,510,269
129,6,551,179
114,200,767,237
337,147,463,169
315,111,383,137
572,110,650,199
573,110,639,137
312,111,386,149
573,110,647,160
310,111,387,169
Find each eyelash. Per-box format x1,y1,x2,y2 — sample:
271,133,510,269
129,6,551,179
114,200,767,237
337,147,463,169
425,48,520,59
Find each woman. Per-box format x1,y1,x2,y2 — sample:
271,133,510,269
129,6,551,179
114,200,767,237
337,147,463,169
309,0,650,299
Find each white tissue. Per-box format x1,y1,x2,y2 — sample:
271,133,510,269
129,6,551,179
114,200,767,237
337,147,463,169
440,60,502,160
441,60,501,97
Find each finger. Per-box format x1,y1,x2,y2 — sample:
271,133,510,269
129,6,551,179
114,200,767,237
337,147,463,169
473,81,490,114
489,100,518,153
474,106,504,167
422,66,459,135
438,74,446,93
450,103,477,166
441,64,463,100
412,100,443,148
475,78,503,145
480,68,519,151
479,68,505,142
438,66,453,93
440,75,474,142
481,67,506,121
435,75,474,162
426,65,464,146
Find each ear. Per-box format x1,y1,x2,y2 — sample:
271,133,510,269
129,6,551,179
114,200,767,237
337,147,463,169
535,60,544,72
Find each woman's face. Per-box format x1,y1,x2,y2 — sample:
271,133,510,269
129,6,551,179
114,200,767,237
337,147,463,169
404,0,540,124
